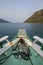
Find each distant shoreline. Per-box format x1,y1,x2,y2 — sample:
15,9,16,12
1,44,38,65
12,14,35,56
24,9,43,23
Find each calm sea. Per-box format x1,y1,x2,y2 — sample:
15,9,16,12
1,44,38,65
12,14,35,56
0,23,43,41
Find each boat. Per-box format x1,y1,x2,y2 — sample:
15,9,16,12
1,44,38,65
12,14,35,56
0,29,43,65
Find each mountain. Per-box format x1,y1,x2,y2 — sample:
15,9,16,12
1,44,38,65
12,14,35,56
0,19,10,23
24,9,43,23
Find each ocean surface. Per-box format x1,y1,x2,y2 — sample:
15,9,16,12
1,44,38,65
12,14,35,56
0,23,43,41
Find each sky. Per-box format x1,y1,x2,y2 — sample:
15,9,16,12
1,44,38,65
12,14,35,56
0,0,43,23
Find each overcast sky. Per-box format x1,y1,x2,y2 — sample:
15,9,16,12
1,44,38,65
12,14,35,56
0,0,43,23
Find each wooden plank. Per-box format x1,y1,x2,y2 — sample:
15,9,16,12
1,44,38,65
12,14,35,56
23,38,43,57
32,44,43,57
0,38,20,56
33,36,43,44
18,29,27,38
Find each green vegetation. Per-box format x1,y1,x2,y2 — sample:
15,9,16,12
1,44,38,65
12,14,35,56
24,9,43,23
